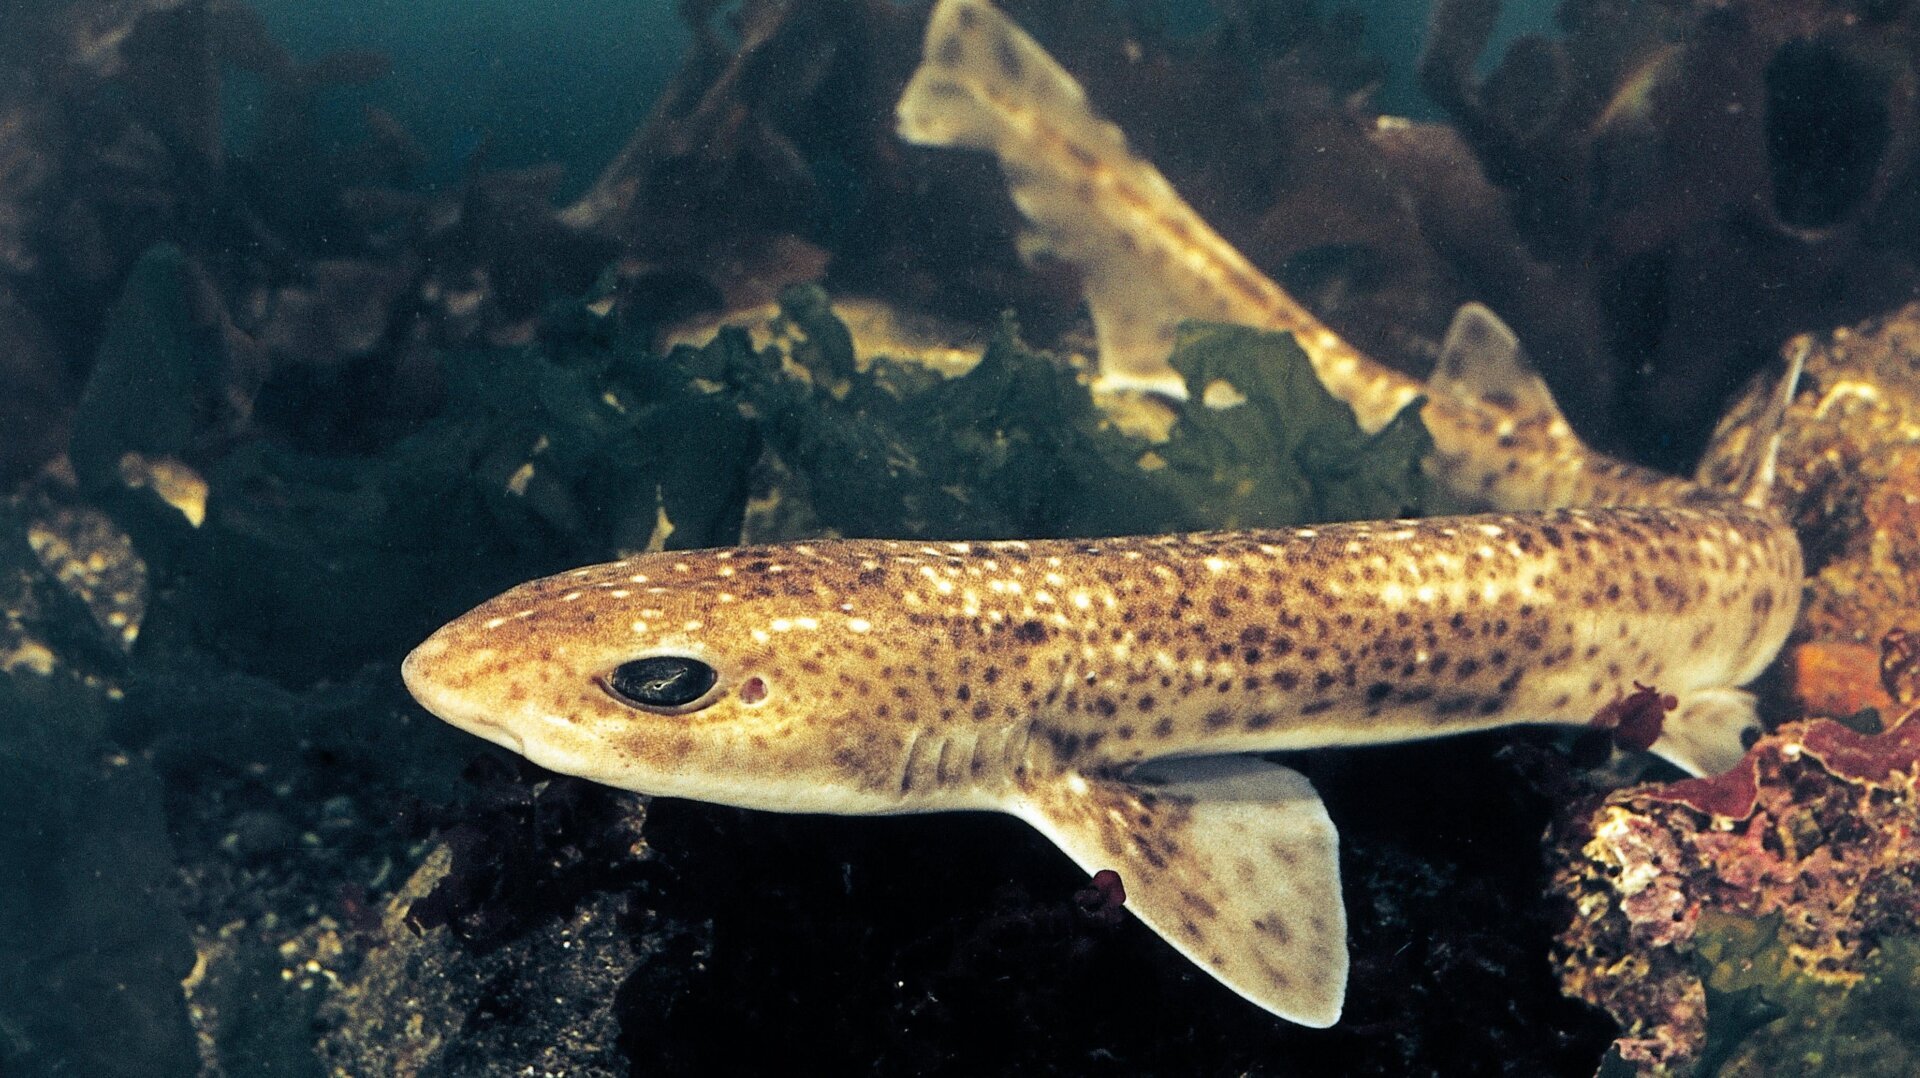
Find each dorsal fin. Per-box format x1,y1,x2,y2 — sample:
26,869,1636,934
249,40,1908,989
1697,337,1808,510
1013,755,1348,1026
896,0,1310,395
1430,302,1566,427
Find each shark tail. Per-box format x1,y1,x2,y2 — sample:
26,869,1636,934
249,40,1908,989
896,0,1319,396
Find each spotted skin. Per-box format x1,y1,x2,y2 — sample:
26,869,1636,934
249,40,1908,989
405,505,1802,1024
409,508,1800,801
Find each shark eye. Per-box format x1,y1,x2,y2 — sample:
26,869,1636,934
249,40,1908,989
604,656,718,711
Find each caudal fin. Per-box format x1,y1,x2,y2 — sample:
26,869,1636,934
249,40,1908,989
897,0,1311,394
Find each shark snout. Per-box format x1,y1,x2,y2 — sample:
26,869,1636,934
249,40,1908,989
402,629,527,756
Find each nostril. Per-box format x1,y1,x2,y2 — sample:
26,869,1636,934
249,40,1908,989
740,676,769,704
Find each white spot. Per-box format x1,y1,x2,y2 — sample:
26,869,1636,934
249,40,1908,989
628,573,649,584
1201,379,1248,409
1066,773,1091,796
609,589,630,599
561,592,582,602
795,617,820,631
1071,592,1093,610
1204,557,1230,573
751,629,771,644
1477,523,1505,537
848,618,873,633
771,618,793,633
683,620,703,632
484,617,507,630
631,621,649,634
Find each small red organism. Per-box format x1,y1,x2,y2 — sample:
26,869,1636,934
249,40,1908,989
1590,682,1677,754
1074,869,1127,927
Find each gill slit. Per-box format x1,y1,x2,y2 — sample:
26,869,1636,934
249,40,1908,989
898,729,924,794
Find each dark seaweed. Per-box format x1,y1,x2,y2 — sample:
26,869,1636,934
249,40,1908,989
0,509,197,1078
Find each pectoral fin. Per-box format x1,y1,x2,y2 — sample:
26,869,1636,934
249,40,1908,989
1013,755,1347,1026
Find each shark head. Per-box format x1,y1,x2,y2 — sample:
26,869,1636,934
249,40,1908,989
403,546,970,814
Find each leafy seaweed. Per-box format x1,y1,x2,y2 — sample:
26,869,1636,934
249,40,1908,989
699,285,1435,541
74,249,760,682
1155,322,1435,527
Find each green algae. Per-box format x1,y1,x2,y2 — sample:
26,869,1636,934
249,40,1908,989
696,284,1435,541
1156,321,1437,527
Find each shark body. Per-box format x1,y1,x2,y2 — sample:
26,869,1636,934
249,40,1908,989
403,0,1808,1028
894,0,1700,511
405,506,1799,1025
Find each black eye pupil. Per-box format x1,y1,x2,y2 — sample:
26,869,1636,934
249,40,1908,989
607,656,717,709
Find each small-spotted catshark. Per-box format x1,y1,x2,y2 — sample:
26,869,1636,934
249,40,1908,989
404,0,1807,1027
